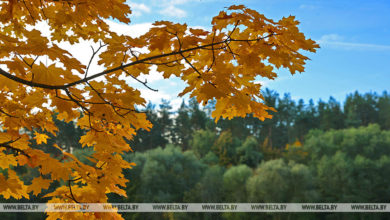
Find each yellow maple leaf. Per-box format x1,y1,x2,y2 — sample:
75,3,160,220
34,131,49,145
28,176,52,196
0,152,18,169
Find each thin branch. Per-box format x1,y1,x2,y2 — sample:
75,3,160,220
55,91,140,112
224,21,241,60
0,108,18,118
87,113,103,132
67,180,80,203
39,0,48,19
229,33,278,42
129,49,139,61
143,57,184,66
97,161,107,169
86,81,128,117
122,68,158,92
122,49,128,64
22,0,36,22
15,53,32,69
68,177,82,182
85,42,106,78
172,32,217,88
32,56,39,66
68,160,105,183
0,137,30,158
206,30,216,73
173,32,202,78
55,90,106,132
225,41,238,60
15,53,40,70
227,20,240,39
64,89,90,115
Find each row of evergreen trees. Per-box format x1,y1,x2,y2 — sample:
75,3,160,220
131,89,390,152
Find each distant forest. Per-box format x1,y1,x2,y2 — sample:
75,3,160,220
2,89,390,220
129,89,390,153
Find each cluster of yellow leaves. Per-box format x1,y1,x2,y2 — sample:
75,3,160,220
0,1,318,219
97,5,319,122
285,139,303,150
285,139,308,158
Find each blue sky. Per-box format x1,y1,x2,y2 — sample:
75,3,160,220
121,0,390,107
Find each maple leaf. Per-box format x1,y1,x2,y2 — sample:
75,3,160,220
34,132,49,145
28,176,52,196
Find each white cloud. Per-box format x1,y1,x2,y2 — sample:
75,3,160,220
319,34,344,42
139,88,171,103
256,80,270,87
105,20,152,37
322,41,390,51
170,98,185,110
159,5,187,18
140,66,165,83
129,3,151,17
137,87,185,111
318,34,390,51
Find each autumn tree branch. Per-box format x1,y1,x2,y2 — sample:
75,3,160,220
0,33,277,91
0,32,277,127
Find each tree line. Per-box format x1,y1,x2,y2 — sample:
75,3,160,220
131,89,390,154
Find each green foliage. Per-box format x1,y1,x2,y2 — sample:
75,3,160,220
318,97,345,130
305,124,390,202
72,147,95,166
184,165,225,202
172,100,192,150
129,102,168,151
223,165,252,202
123,145,205,203
236,137,263,168
305,124,390,161
247,159,317,203
378,91,390,129
344,91,379,127
189,98,208,131
191,129,217,158
212,130,240,166
51,114,85,151
200,152,219,165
